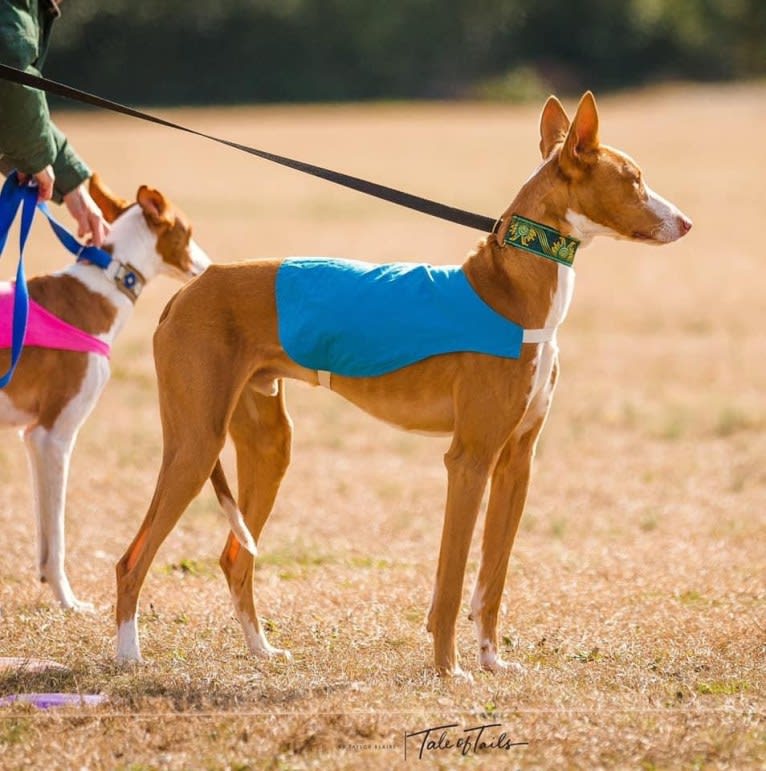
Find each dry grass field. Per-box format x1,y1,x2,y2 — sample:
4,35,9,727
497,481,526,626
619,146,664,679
0,83,764,769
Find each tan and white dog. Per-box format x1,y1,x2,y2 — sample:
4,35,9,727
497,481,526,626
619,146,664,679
0,177,210,610
115,93,692,675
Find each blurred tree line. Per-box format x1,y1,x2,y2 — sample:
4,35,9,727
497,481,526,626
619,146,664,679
48,0,765,104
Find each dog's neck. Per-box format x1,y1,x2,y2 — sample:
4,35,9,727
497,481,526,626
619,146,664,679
101,206,169,290
463,158,578,330
56,208,164,344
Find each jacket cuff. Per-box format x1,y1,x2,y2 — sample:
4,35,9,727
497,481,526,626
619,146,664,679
49,122,90,201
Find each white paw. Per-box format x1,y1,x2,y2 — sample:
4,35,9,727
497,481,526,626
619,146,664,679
61,597,96,614
115,652,144,666
251,643,292,661
438,664,474,682
116,619,142,664
238,614,292,662
44,573,93,613
479,651,524,674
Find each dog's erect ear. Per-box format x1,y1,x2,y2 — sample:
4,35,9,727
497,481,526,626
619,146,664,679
137,185,172,228
89,173,130,223
561,91,600,172
539,96,570,158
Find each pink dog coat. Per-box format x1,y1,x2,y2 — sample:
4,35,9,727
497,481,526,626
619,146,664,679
0,282,110,358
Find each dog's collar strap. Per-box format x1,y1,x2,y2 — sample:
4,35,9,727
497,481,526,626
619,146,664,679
108,262,146,302
504,214,579,267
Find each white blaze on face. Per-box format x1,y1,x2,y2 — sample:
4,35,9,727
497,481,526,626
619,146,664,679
644,183,691,242
566,190,691,246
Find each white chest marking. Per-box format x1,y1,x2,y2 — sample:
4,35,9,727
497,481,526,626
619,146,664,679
516,264,574,435
545,262,575,329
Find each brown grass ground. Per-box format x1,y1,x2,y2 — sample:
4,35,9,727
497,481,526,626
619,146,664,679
0,83,764,769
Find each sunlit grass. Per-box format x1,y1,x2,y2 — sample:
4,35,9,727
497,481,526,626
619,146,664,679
0,84,764,769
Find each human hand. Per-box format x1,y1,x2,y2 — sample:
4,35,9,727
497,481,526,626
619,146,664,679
17,165,55,201
63,181,110,247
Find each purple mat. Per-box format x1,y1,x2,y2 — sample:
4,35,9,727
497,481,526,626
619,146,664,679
0,693,108,709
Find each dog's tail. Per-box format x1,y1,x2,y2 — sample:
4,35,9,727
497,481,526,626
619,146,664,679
210,459,258,556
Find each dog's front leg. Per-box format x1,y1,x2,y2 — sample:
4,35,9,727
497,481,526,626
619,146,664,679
469,423,542,673
23,425,92,612
427,438,495,678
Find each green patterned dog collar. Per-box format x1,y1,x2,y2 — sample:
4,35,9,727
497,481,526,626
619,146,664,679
503,214,579,267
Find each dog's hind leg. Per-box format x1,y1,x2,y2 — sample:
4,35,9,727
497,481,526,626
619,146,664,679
469,417,545,673
219,379,292,660
115,329,251,663
115,430,228,663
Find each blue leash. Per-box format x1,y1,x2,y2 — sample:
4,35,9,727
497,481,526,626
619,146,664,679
36,197,112,270
0,173,36,387
0,172,112,387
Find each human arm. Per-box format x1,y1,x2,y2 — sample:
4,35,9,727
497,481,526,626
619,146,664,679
0,0,91,200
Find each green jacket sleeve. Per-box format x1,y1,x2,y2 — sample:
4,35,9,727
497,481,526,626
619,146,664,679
48,121,90,198
0,0,90,197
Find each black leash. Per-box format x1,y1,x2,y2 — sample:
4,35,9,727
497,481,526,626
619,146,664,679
0,63,497,233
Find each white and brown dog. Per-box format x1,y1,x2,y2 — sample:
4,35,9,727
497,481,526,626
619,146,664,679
0,177,210,610
115,93,692,675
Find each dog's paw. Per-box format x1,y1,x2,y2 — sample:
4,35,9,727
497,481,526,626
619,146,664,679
453,665,474,682
116,619,143,664
480,654,524,674
252,643,292,662
478,639,524,674
62,598,96,614
115,653,145,667
437,664,474,682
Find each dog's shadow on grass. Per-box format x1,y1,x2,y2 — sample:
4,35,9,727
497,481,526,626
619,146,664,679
0,667,82,698
0,659,355,711
103,666,355,711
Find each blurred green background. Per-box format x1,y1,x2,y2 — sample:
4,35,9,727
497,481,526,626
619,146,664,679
49,0,765,105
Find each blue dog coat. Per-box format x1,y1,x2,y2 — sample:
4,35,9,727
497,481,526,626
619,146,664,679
275,258,527,378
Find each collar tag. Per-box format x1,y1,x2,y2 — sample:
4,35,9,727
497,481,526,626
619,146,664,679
504,214,579,267
113,262,146,302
